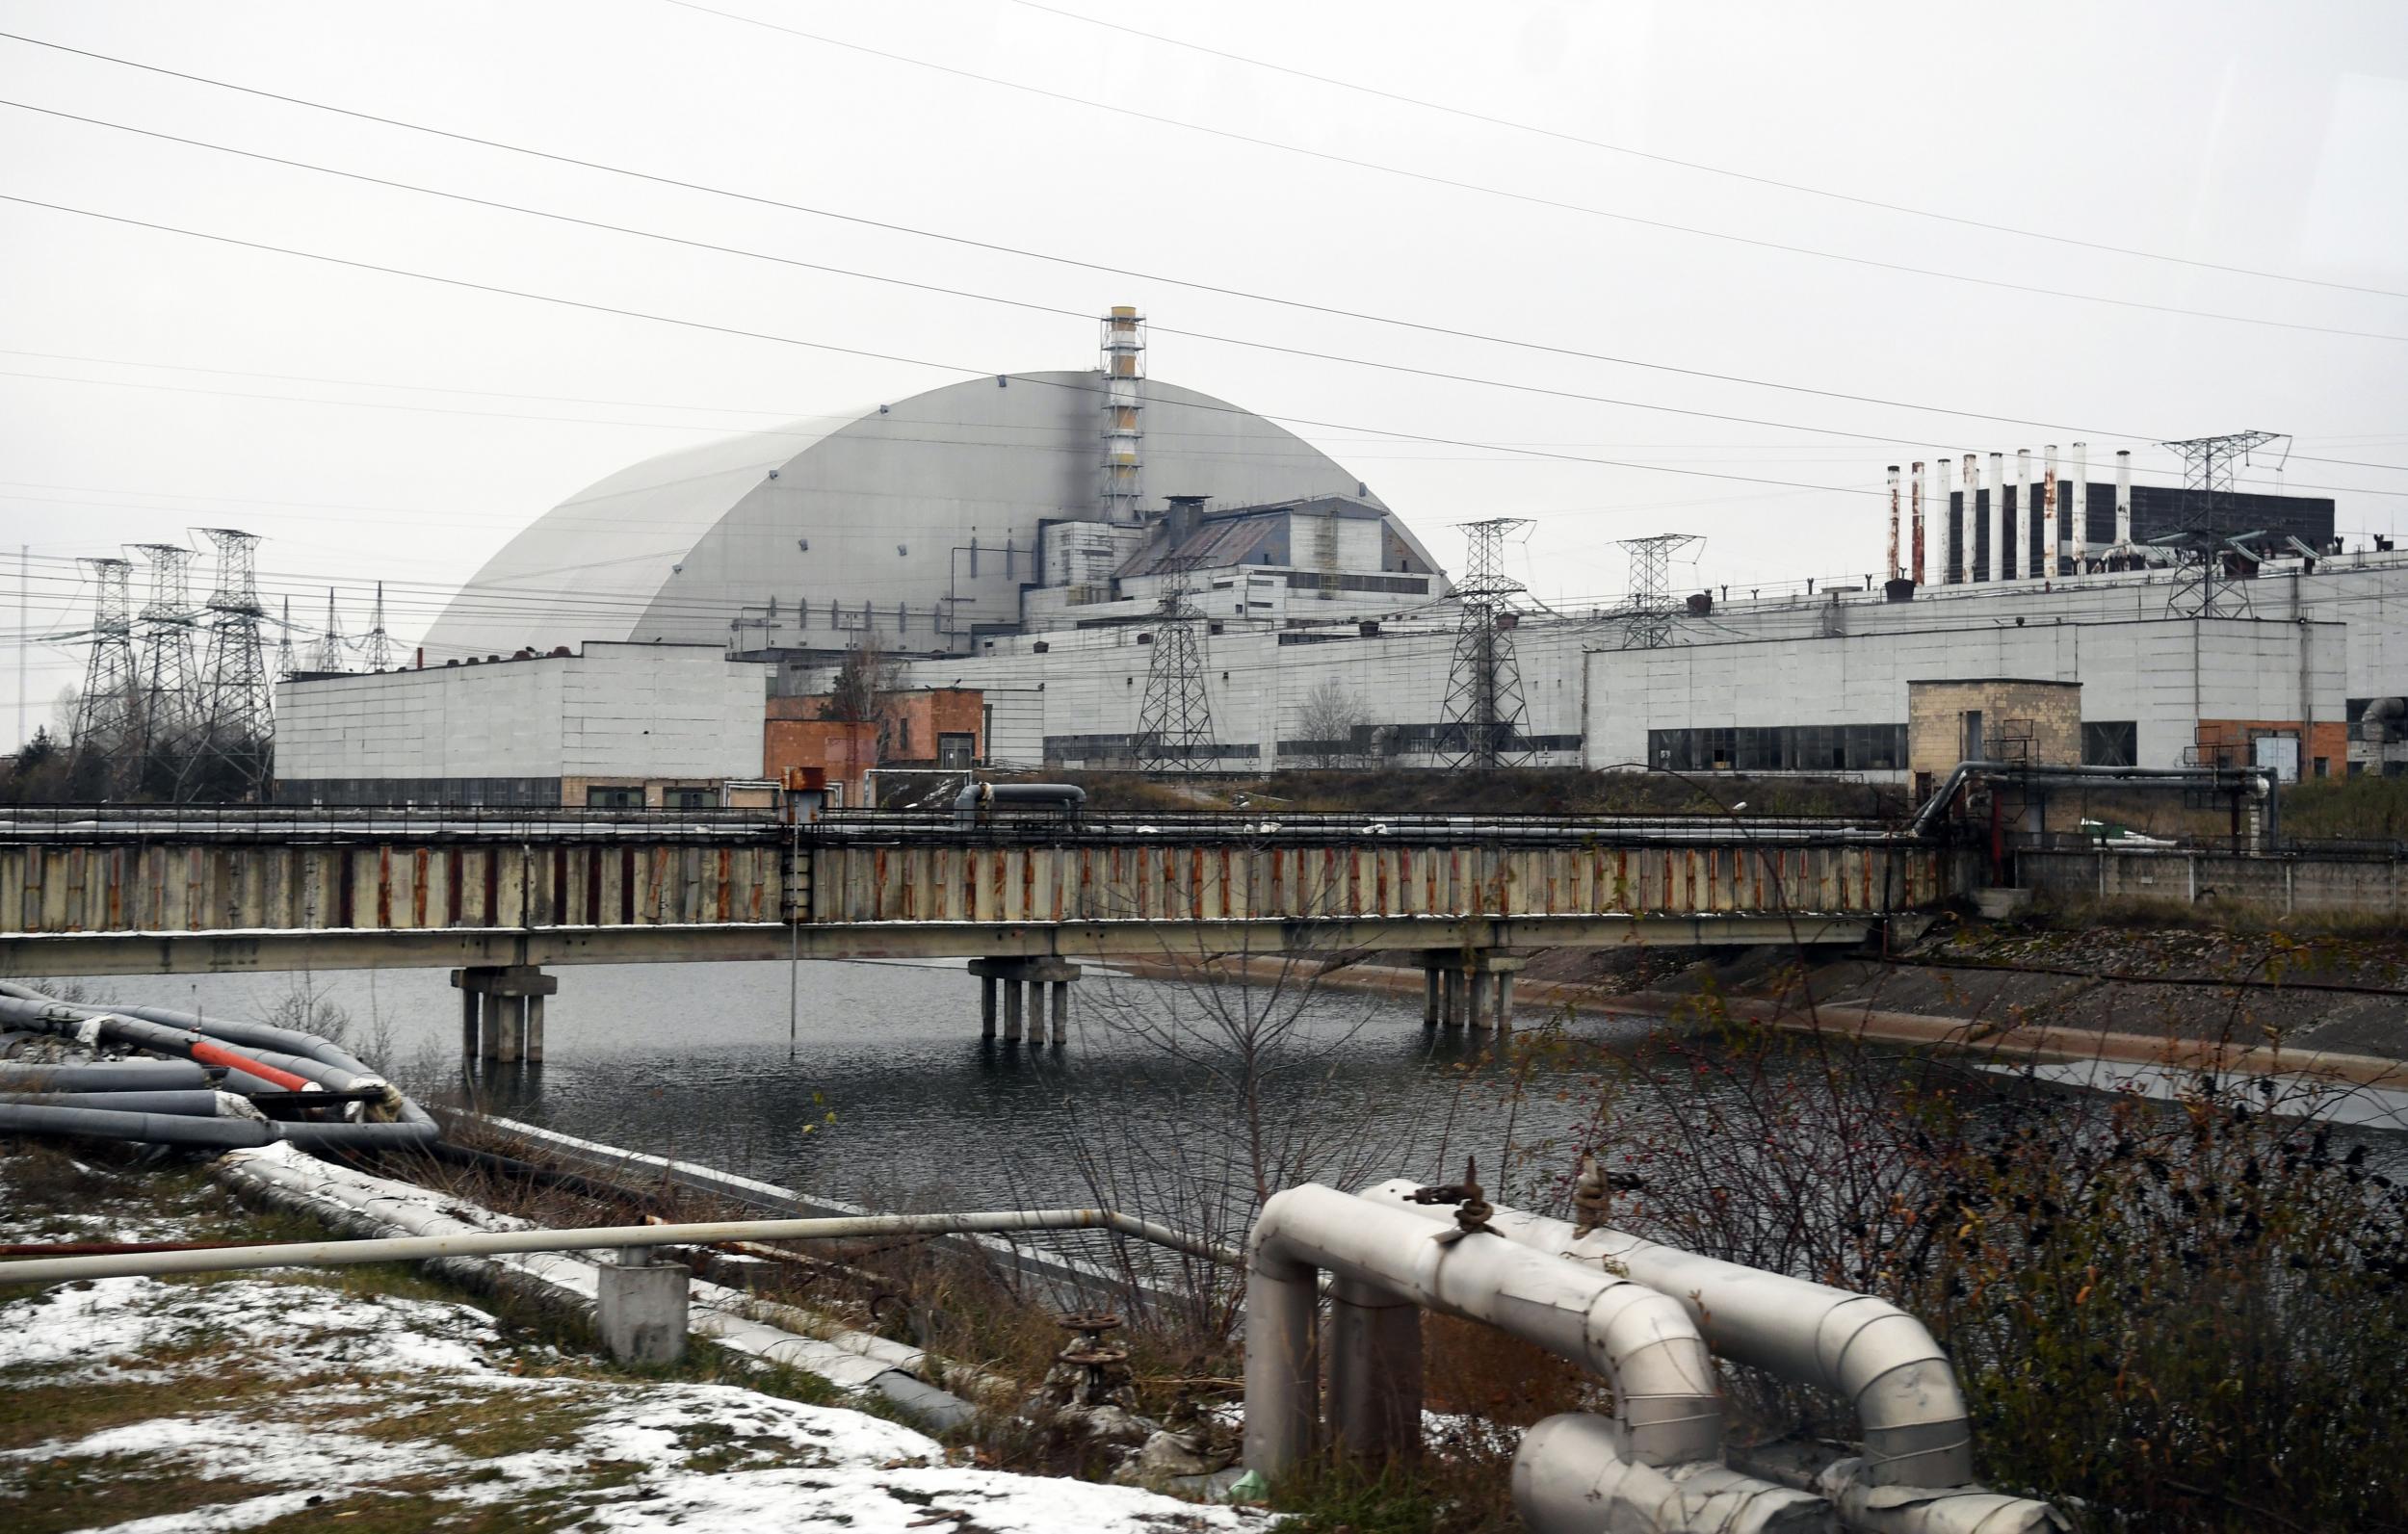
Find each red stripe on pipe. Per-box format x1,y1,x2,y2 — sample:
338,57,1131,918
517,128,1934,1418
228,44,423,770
186,1038,313,1093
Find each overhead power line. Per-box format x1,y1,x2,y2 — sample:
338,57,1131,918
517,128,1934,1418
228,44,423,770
1000,0,2408,302
649,2,2408,344
9,98,2401,487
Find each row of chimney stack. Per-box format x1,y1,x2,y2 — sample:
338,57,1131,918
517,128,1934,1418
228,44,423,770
1888,444,2136,585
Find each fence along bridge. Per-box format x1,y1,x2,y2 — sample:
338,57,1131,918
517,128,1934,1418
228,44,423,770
0,809,1968,1053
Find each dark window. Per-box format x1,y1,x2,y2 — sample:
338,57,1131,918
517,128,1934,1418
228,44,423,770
664,787,714,810
1645,723,1903,773
2081,720,2137,767
586,786,644,809
937,732,975,769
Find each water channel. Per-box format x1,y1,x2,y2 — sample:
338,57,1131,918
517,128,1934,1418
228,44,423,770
54,958,1647,1223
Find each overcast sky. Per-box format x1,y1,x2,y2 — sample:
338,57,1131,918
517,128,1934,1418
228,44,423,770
4,0,2404,745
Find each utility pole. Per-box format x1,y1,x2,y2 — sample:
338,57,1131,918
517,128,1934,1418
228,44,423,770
1437,518,1533,769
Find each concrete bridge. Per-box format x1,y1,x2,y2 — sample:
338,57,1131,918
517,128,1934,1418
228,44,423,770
0,808,1970,1053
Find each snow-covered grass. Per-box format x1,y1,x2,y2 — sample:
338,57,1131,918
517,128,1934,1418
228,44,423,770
0,1144,1270,1533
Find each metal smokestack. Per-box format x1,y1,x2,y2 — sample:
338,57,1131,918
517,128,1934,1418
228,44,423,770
1936,457,1955,584
1988,452,2006,582
2072,441,2089,570
1909,460,1926,585
1887,465,1901,580
2115,449,2133,550
2042,444,2058,580
2015,449,2032,580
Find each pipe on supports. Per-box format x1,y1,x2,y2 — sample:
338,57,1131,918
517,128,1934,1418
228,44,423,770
1908,460,1925,585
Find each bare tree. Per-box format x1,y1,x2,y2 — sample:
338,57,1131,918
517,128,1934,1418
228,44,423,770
1296,678,1371,768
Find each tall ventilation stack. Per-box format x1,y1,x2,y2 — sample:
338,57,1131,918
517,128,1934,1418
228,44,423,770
1935,458,1954,584
1099,306,1146,526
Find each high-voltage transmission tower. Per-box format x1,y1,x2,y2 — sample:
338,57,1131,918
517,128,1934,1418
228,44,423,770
362,581,396,671
70,557,140,793
275,596,297,681
2157,430,2288,619
311,587,349,674
1134,562,1217,773
1436,518,1533,769
1617,533,1703,649
193,529,273,798
130,543,200,776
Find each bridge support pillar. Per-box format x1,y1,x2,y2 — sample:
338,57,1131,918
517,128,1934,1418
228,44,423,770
1415,951,1526,1034
969,957,1081,1047
452,966,561,1065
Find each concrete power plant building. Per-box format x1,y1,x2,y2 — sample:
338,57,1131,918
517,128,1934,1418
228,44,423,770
274,310,2408,805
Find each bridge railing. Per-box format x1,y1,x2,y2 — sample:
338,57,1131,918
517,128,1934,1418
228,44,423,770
809,808,1912,845
0,803,783,842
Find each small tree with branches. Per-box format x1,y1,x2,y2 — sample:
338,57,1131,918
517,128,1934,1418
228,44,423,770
1295,678,1372,769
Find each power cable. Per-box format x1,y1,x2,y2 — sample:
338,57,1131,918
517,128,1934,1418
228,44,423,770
0,25,2391,444
1000,0,2408,302
651,1,2408,344
0,190,1898,501
0,97,2178,454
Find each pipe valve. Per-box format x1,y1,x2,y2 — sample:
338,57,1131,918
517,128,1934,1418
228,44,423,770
1408,1157,1493,1243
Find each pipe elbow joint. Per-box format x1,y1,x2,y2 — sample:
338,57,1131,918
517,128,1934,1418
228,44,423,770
1584,1281,1723,1468
1819,1297,1973,1488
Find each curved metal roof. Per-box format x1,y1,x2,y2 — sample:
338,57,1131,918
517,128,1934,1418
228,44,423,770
423,371,1391,658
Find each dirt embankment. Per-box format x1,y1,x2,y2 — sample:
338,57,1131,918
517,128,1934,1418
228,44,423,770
1123,922,2408,1085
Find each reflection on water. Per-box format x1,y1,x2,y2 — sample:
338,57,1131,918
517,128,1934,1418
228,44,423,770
65,959,1656,1217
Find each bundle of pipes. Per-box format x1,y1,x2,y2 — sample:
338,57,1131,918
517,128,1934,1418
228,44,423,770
1243,1176,2065,1534
0,982,436,1151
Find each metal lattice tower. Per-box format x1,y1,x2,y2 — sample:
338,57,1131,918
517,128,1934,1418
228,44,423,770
1618,533,1702,649
362,580,395,671
312,587,348,674
2157,431,2287,619
71,557,140,784
130,543,200,757
1099,306,1146,525
275,596,296,681
196,529,273,793
1134,566,1217,773
1436,518,1533,768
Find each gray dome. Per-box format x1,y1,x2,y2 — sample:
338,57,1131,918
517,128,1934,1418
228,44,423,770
423,370,1387,658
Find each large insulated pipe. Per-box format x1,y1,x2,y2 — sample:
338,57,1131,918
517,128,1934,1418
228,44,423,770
951,782,1088,823
1361,1179,1970,1488
1886,465,1902,581
2014,449,2032,579
1987,452,2006,582
1515,1414,1830,1534
1909,461,1926,585
2115,449,2133,549
2041,445,2058,579
0,1089,228,1115
0,1059,208,1093
1245,1184,1722,1474
0,1102,439,1151
1935,458,1954,584
2071,441,2089,567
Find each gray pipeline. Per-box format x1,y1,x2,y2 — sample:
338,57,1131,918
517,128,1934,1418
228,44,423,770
0,1058,209,1093
0,1102,442,1150
0,1089,227,1115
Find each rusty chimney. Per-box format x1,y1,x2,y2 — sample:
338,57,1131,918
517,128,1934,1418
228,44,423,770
2042,444,2059,580
1909,461,1925,585
2071,441,2089,570
2115,449,2133,550
1936,457,1955,584
1887,465,1902,581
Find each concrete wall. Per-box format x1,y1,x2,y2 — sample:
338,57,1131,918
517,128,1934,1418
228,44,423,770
277,643,770,788
1584,617,2344,779
2019,846,2408,920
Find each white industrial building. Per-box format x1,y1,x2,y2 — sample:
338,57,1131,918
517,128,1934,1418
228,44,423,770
273,308,2408,802
275,643,770,807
